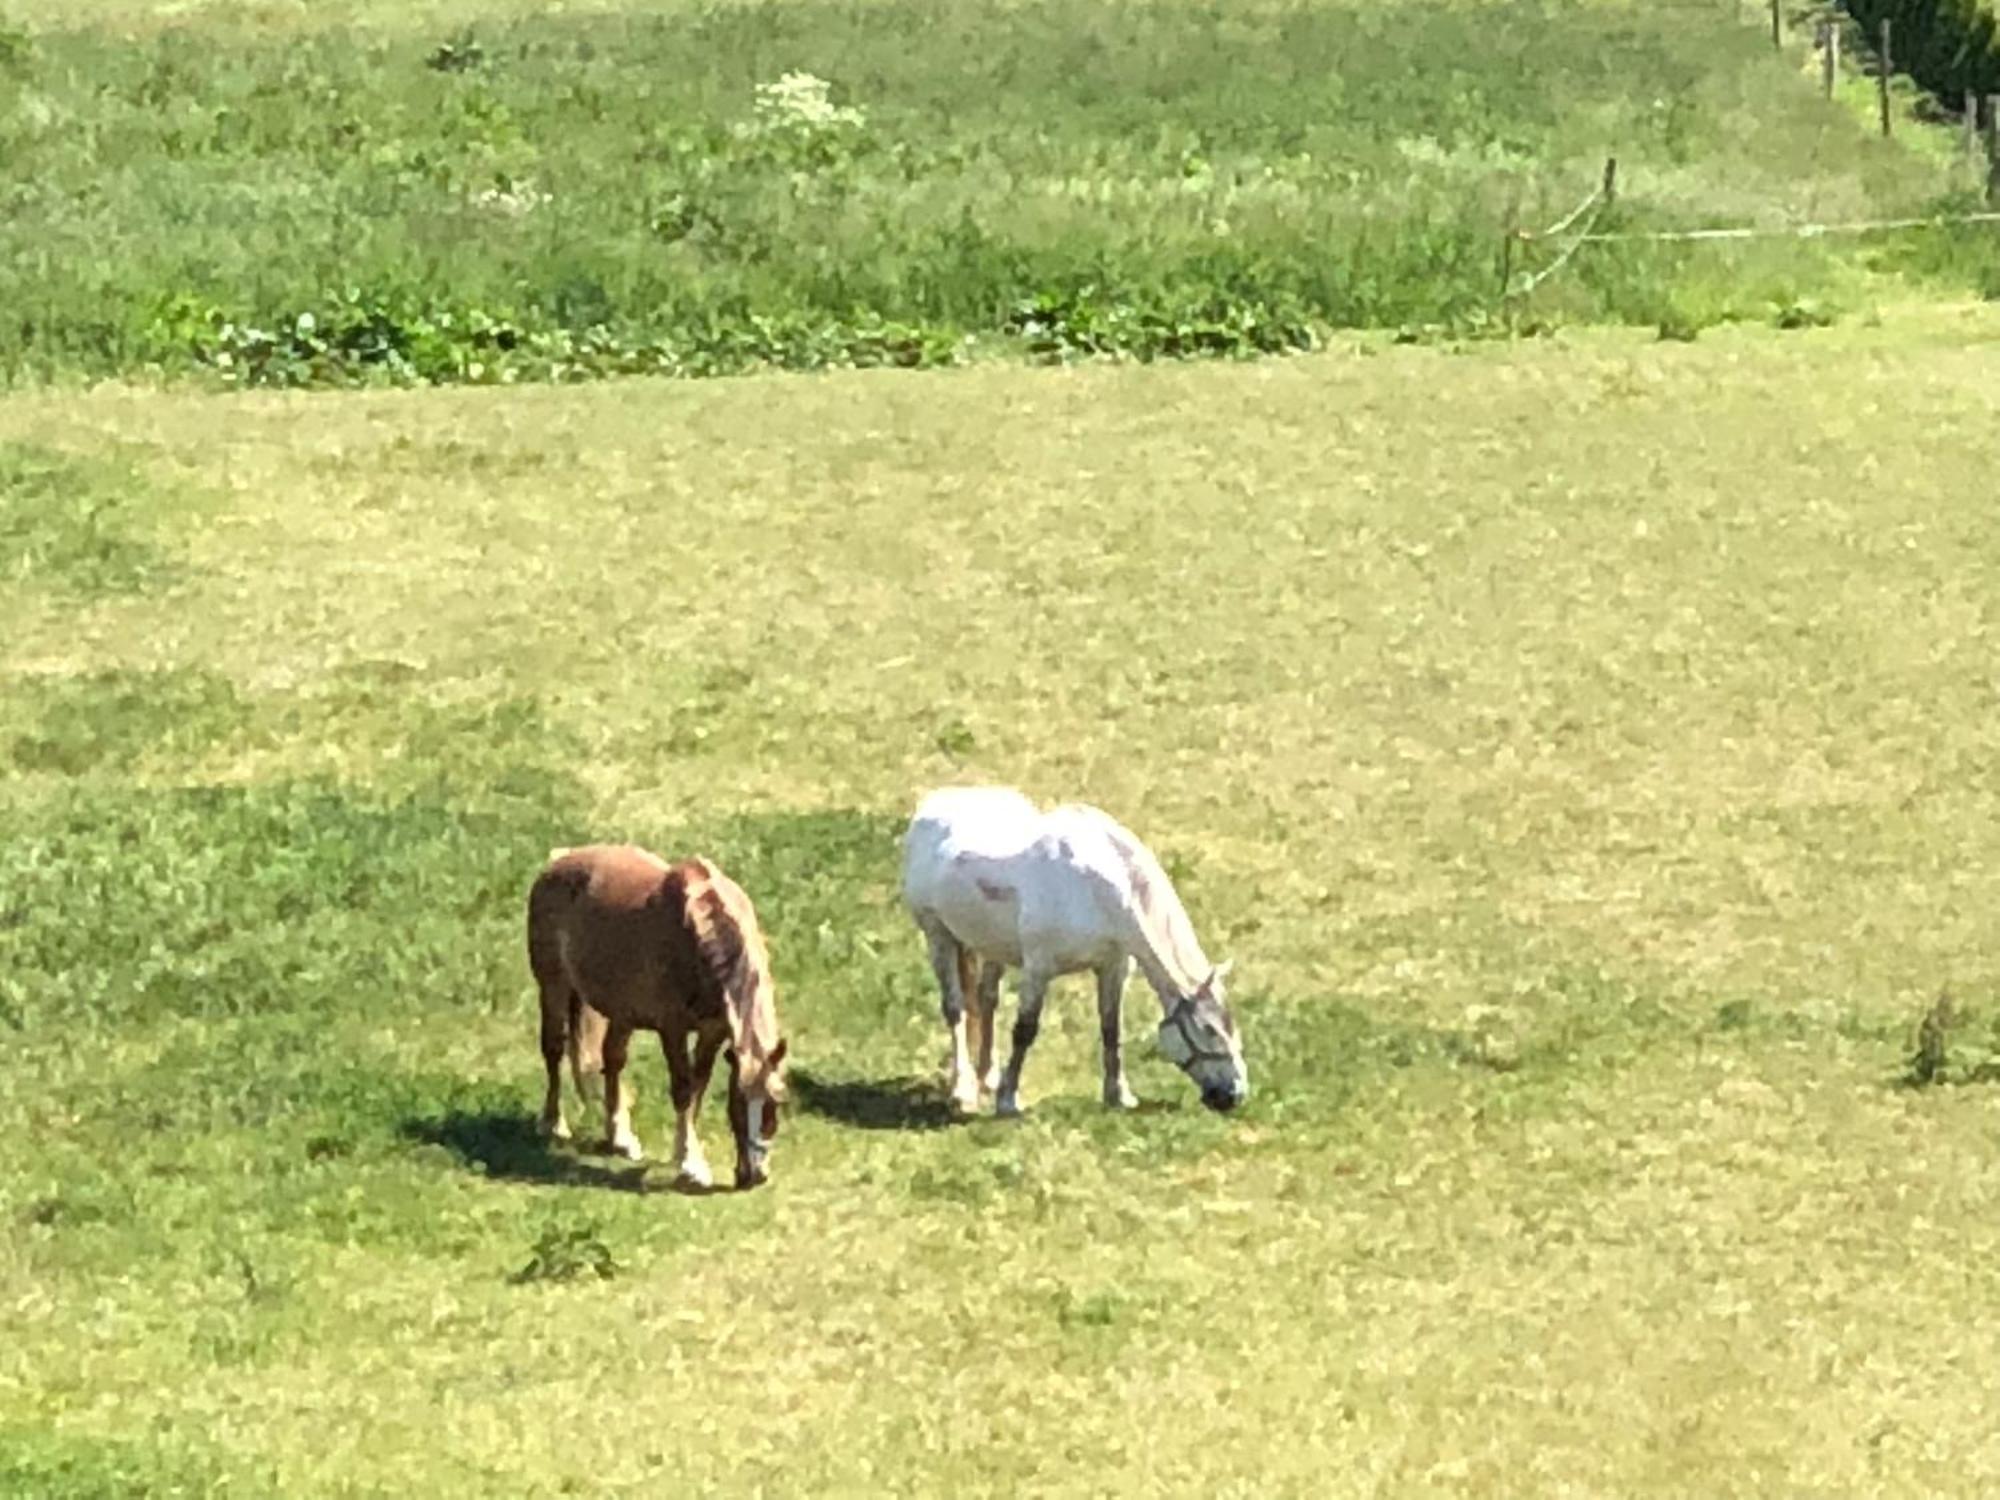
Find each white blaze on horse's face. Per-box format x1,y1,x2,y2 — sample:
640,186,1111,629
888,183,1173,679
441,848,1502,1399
732,1083,774,1189
1156,964,1247,1112
729,1038,787,1191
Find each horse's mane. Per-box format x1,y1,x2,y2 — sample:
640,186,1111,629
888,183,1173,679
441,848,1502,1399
1095,817,1212,996
672,857,784,1086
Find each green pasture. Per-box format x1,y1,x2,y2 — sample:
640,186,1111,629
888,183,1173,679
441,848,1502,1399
5,305,2000,1492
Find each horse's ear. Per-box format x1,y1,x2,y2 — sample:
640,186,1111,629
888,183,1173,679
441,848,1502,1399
723,1047,738,1070
1214,959,1235,983
769,1038,788,1070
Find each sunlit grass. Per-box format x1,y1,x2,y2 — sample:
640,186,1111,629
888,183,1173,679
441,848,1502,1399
6,309,2000,1491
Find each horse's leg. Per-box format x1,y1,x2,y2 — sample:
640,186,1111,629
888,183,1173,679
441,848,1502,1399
974,960,1004,1096
995,965,1053,1119
601,1020,641,1161
568,996,608,1120
689,1030,728,1188
961,967,986,1097
663,1024,715,1190
1097,958,1138,1110
536,981,572,1142
924,923,979,1115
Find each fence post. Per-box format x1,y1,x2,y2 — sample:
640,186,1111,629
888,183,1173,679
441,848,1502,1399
1878,19,1893,137
1968,93,1981,162
1602,156,1618,206
1771,0,1781,48
1988,95,2000,202
1824,15,1839,98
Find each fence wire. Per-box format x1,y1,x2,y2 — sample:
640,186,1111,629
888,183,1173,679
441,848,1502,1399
1504,161,2000,300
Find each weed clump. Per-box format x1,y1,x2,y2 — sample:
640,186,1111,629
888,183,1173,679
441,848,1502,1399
511,1219,619,1285
1904,991,2000,1088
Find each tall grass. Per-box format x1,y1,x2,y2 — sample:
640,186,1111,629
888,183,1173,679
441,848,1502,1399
0,0,1987,385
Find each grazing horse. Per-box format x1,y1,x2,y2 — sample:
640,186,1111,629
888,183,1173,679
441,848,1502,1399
526,845,789,1190
901,785,1248,1118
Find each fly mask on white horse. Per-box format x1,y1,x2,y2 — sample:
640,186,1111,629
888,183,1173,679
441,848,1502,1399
1154,961,1247,1112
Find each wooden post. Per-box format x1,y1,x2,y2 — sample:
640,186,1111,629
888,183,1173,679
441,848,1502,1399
1823,17,1839,99
1771,0,1781,49
1878,18,1893,137
1968,94,1981,161
1988,95,2000,202
1602,156,1618,206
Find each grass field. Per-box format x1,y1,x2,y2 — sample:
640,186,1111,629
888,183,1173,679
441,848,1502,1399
6,304,2000,1494
1,0,1995,386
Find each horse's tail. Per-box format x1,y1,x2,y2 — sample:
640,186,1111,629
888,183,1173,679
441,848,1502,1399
527,853,605,1103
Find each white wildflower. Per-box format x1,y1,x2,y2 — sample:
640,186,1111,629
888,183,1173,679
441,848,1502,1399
469,182,550,217
736,71,865,138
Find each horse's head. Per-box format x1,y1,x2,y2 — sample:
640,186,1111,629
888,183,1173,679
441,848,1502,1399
725,1038,789,1189
1157,961,1247,1112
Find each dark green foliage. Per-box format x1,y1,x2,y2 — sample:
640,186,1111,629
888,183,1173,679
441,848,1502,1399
1006,284,1318,363
145,290,968,387
1844,0,2000,109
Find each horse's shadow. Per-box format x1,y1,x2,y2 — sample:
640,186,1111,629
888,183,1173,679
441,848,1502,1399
401,1110,660,1193
788,1067,958,1132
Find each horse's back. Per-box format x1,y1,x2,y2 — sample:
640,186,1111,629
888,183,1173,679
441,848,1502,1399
903,786,1041,895
528,844,682,1021
906,785,1040,853
534,844,673,913
902,786,1133,970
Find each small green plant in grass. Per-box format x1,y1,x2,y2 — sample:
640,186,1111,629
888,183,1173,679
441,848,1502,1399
511,1218,619,1285
425,31,487,74
1904,992,2000,1087
1773,297,1836,331
1908,991,1955,1086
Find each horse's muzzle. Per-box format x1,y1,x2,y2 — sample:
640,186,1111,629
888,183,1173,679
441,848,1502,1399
1201,1083,1247,1114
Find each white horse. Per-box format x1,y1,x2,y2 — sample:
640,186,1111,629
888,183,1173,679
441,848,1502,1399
900,785,1249,1117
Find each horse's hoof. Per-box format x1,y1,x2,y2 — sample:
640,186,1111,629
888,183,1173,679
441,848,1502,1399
609,1136,644,1162
539,1117,572,1142
675,1159,713,1190
949,1088,980,1116
1104,1089,1139,1111
995,1094,1023,1119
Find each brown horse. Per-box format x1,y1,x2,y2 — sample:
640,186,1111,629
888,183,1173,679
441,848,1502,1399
526,845,789,1190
